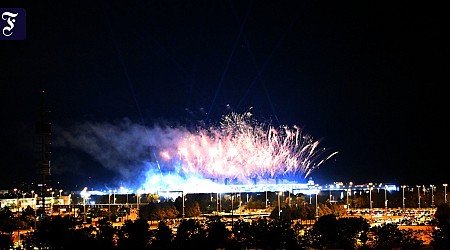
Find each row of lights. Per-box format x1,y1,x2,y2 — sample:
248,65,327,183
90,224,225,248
11,188,65,212
363,183,449,213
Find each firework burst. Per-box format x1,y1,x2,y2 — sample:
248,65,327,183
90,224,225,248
56,112,336,193
160,112,337,184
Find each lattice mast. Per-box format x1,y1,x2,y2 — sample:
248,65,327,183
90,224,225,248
36,91,51,215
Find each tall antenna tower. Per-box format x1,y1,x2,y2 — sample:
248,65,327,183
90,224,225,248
36,90,51,215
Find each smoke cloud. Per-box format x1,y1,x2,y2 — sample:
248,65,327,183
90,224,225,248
53,119,191,188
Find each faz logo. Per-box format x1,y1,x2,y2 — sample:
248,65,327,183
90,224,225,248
0,8,26,40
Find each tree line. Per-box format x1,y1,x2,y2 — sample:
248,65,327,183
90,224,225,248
1,191,450,249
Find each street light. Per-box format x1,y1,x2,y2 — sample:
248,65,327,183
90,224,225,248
34,193,38,230
278,191,282,218
444,184,448,204
68,194,71,217
416,185,421,209
13,188,18,213
401,185,406,212
239,199,243,217
368,183,373,213
216,193,219,215
51,191,55,214
219,193,222,212
231,193,234,230
21,192,26,212
121,187,130,221
81,187,88,223
315,190,319,220
83,197,86,223
108,192,112,221
137,193,140,219
58,190,63,215
34,193,38,209
431,185,435,208
346,188,350,213
47,187,52,215
347,182,353,212
182,191,185,219
384,185,388,212
31,190,35,209
265,191,268,209
136,190,142,219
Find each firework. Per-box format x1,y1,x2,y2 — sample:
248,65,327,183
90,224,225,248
157,112,336,185
57,112,336,193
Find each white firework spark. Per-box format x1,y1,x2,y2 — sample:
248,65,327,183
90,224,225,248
160,112,336,184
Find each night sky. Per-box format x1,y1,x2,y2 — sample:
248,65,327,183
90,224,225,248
1,1,445,189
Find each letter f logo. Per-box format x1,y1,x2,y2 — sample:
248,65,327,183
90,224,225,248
0,8,26,40
2,12,18,37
